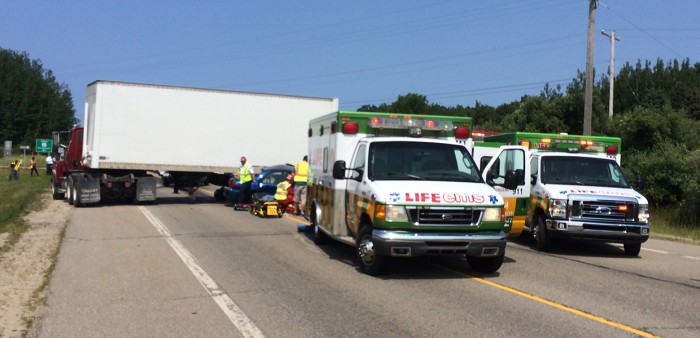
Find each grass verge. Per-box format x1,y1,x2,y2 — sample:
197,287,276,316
650,207,700,244
0,164,51,252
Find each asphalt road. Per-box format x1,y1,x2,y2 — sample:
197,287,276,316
31,186,700,337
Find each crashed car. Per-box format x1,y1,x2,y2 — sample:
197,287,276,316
224,164,294,203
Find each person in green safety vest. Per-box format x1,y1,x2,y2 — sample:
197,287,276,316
237,156,255,205
274,173,294,213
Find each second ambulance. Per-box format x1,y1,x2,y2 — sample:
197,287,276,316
472,132,650,256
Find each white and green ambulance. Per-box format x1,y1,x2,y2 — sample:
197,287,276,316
306,111,507,275
473,132,650,256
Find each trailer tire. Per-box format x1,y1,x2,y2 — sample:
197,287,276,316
356,226,385,276
467,254,504,273
51,177,65,200
67,177,74,206
534,215,551,252
623,243,641,257
72,181,83,208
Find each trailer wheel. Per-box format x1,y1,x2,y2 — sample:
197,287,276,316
467,254,504,273
72,181,83,208
623,243,641,257
67,177,75,206
356,226,385,276
51,177,65,200
534,215,550,252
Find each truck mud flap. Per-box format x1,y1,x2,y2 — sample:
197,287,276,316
136,177,157,202
76,175,101,204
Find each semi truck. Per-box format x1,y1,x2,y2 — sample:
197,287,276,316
306,111,508,275
51,80,338,206
472,132,650,256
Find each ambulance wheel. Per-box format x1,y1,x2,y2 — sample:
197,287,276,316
623,243,641,257
356,226,385,276
312,211,329,245
467,254,504,273
534,215,550,252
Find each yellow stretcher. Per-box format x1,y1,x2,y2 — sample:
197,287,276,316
249,193,283,218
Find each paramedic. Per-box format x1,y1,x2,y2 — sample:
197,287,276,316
294,155,309,216
274,174,294,213
238,156,255,205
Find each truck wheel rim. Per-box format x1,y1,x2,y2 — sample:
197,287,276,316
358,236,375,264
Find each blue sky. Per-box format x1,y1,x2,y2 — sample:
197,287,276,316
1,0,698,123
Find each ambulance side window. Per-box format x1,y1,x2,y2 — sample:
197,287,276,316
490,149,526,185
530,157,538,185
351,144,366,181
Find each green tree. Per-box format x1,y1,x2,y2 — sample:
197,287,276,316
0,48,76,146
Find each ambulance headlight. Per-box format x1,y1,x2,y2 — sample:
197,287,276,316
482,208,502,222
377,205,408,222
638,205,649,224
549,199,567,218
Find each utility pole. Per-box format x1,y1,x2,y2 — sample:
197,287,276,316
601,30,621,119
583,0,597,136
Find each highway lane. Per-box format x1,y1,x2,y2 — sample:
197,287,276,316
32,186,700,337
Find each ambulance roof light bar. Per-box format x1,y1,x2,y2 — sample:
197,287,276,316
369,116,453,131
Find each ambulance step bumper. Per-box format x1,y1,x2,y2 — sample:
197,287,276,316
372,229,506,258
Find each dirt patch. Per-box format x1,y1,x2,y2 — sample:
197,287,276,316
0,195,71,337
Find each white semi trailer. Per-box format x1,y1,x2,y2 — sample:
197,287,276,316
52,80,338,205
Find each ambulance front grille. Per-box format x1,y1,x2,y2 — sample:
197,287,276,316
570,199,639,223
406,206,482,226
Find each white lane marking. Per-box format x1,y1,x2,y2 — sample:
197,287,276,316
682,255,700,261
641,247,668,254
139,206,265,338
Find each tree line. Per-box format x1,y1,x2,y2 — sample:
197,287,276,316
359,59,700,226
0,48,76,148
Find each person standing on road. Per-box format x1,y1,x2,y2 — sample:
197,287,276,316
238,156,255,205
294,155,309,216
45,153,54,175
29,156,40,176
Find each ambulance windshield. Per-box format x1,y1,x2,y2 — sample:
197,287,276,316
541,156,630,188
368,141,483,182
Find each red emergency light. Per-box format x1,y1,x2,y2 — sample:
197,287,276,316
425,120,435,128
370,117,380,126
454,127,469,139
606,145,618,155
342,122,359,134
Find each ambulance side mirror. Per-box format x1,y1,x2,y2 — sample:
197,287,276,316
333,161,348,180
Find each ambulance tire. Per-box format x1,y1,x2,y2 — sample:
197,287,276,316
534,215,551,252
467,254,504,273
356,226,385,276
623,243,641,257
312,211,329,245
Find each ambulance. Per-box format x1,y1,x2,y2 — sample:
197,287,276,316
307,111,507,275
472,132,650,256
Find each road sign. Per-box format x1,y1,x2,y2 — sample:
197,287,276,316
35,139,53,153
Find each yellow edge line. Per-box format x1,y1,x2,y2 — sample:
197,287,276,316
437,265,658,338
